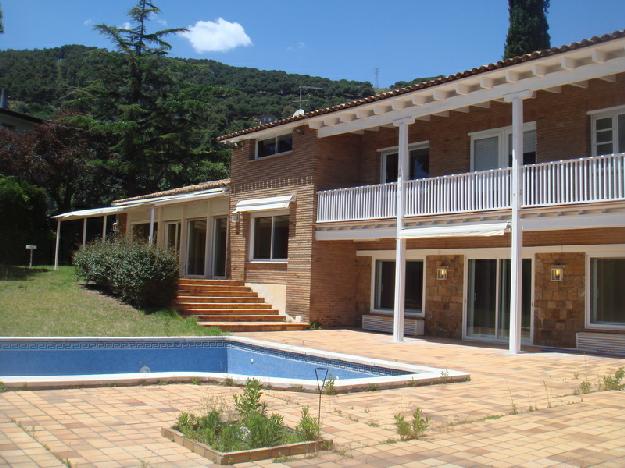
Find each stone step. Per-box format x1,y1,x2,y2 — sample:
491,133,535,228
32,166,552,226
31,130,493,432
178,279,245,286
198,322,310,332
183,308,280,316
177,302,273,310
177,290,259,299
193,314,286,322
178,284,253,290
178,287,254,296
176,296,264,304
183,308,281,315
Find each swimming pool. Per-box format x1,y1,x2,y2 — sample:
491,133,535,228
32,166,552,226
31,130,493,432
0,337,469,392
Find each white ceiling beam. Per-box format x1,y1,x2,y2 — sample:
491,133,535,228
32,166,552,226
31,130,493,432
356,109,372,119
454,83,472,95
391,100,410,111
543,86,562,93
479,77,496,89
411,95,431,106
308,120,324,130
364,126,380,132
454,106,470,113
472,101,491,109
592,49,608,64
433,89,452,101
373,105,390,115
353,130,364,135
416,115,431,122
561,56,578,71
315,54,625,138
433,111,449,118
532,63,548,77
505,70,521,83
599,74,616,82
339,113,356,123
324,116,340,126
569,80,589,89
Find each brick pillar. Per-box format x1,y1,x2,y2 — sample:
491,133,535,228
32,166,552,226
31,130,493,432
533,252,586,347
425,255,464,339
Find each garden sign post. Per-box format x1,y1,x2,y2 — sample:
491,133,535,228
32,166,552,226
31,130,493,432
25,244,37,268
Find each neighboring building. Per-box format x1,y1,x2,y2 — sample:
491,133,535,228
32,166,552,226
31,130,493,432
0,89,43,131
55,30,625,353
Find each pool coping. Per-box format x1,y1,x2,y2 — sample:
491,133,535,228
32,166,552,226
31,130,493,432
0,336,470,392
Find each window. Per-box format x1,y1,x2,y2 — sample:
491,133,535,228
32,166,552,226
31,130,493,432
256,134,293,158
381,144,430,183
166,222,181,253
251,214,289,261
471,124,536,171
591,107,625,156
374,260,424,314
590,258,625,326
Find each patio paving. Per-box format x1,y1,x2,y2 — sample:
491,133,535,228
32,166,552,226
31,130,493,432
1,330,624,466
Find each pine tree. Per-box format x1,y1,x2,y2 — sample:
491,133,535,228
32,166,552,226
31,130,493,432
504,0,551,59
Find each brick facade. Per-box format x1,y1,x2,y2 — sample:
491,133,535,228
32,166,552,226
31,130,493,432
224,74,625,343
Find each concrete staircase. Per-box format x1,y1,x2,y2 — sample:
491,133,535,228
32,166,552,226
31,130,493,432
176,279,309,332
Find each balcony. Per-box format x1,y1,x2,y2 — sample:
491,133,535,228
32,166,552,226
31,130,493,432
316,153,625,223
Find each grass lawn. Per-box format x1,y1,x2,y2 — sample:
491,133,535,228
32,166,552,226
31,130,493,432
0,266,222,337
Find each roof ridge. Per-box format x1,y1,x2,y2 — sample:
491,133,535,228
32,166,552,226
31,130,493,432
113,178,230,204
217,28,625,142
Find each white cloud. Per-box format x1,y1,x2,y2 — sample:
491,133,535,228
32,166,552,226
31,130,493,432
119,21,132,30
286,41,305,52
83,18,93,26
152,14,168,26
180,18,252,53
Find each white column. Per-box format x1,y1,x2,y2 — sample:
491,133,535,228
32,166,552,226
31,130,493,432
392,117,415,343
506,91,531,354
54,219,61,270
82,218,87,247
148,205,156,245
102,215,107,241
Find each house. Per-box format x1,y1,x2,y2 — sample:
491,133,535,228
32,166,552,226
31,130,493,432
0,89,43,131
54,30,625,353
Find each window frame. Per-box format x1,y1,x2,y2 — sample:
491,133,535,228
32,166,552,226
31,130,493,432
254,133,293,160
379,141,429,184
370,256,426,317
249,210,289,263
588,104,625,156
585,252,625,330
469,122,536,172
165,221,181,253
130,221,153,243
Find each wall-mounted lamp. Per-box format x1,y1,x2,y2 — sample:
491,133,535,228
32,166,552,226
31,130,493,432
550,264,564,282
436,265,449,281
230,212,240,224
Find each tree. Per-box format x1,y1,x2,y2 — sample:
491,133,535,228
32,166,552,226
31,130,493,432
0,176,49,265
0,2,4,33
504,0,551,59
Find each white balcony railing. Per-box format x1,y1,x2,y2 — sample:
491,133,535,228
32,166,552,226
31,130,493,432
316,153,625,223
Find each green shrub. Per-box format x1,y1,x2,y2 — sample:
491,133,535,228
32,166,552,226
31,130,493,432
601,367,625,391
394,408,429,440
174,379,318,453
74,238,178,308
295,407,320,440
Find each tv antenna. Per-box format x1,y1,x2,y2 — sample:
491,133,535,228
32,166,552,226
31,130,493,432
294,85,323,111
374,67,380,89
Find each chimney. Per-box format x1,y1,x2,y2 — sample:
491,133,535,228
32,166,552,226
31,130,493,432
0,89,8,109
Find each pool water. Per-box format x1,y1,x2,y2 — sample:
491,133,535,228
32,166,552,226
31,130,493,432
0,339,410,381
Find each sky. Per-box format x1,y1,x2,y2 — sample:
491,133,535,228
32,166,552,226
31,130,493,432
2,0,625,87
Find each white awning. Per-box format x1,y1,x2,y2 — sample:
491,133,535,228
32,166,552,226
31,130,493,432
113,187,227,207
234,195,295,213
53,206,127,220
400,221,510,239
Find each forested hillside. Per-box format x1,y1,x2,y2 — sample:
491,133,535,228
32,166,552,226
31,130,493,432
0,44,375,132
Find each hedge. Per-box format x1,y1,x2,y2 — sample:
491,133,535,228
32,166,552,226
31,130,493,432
74,239,179,308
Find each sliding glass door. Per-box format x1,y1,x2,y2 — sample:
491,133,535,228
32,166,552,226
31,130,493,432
186,219,207,276
212,216,227,278
466,258,531,341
